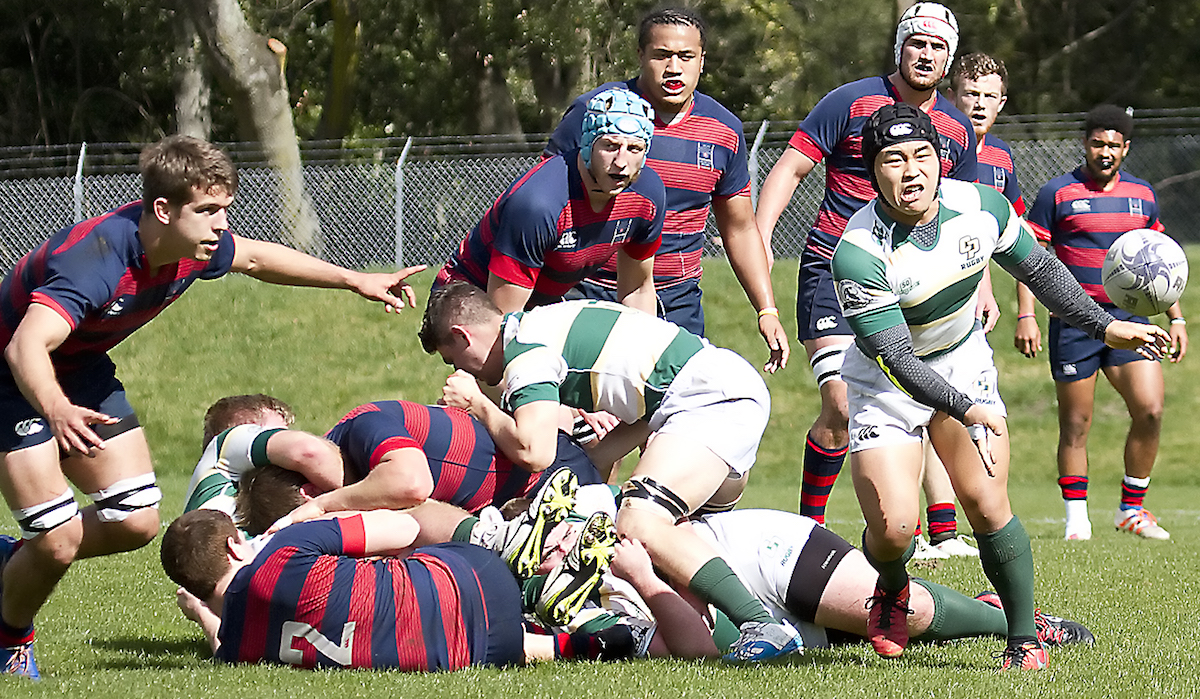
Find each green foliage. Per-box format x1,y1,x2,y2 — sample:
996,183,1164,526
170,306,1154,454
4,0,1200,145
3,255,1200,696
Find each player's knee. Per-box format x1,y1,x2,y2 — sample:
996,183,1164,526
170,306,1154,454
615,476,689,539
13,488,83,562
88,472,162,528
1129,403,1164,432
111,507,161,549
23,517,84,570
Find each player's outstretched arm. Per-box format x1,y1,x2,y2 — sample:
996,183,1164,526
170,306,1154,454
714,195,790,373
1103,320,1170,358
5,304,118,454
228,234,426,311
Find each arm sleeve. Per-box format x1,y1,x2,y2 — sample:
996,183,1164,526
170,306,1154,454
856,324,975,423
998,243,1115,340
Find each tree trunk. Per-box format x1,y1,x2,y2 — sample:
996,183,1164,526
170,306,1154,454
178,0,322,255
477,61,524,137
174,14,212,139
316,0,360,142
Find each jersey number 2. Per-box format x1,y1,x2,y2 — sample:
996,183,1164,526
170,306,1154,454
279,620,356,666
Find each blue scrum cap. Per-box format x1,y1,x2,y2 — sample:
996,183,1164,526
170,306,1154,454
580,88,655,168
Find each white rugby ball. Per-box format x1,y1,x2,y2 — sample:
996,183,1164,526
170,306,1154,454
1101,228,1188,316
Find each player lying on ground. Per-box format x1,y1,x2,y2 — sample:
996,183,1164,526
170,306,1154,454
420,284,803,661
0,135,424,680
184,396,600,532
161,508,636,670
830,103,1168,670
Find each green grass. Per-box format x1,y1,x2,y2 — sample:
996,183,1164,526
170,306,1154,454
5,255,1200,697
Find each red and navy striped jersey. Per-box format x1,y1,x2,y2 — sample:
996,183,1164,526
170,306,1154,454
1027,166,1164,303
787,76,977,259
977,133,1025,215
324,401,539,513
215,519,490,671
0,202,234,377
546,79,752,289
435,152,664,307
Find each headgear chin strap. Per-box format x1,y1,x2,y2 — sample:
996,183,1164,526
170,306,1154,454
580,88,655,168
894,2,959,80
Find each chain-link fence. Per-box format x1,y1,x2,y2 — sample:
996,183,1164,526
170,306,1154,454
1,110,1197,274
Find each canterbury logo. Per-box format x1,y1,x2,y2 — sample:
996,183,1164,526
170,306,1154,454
15,418,44,437
816,316,838,331
856,425,879,441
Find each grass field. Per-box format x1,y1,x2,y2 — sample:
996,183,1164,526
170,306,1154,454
3,256,1200,697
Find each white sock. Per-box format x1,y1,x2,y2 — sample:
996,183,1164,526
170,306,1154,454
1123,475,1151,489
1064,499,1089,528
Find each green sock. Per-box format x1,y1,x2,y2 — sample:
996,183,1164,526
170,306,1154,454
976,516,1038,640
688,557,773,626
910,579,1008,641
862,532,915,592
451,516,479,543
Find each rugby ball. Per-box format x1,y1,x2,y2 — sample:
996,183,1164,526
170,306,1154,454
1101,229,1188,316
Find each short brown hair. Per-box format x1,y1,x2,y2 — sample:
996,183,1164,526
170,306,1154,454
202,394,295,448
140,135,238,209
236,465,308,537
949,52,1009,94
418,281,501,354
161,510,239,601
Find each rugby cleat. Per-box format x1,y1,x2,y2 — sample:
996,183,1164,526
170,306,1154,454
1115,508,1170,540
722,619,804,662
0,643,39,681
973,591,1095,647
1064,519,1092,541
931,534,979,557
1035,611,1095,647
501,468,579,579
536,511,617,626
996,640,1048,671
865,581,913,659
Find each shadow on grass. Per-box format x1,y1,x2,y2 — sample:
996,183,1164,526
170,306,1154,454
88,636,210,670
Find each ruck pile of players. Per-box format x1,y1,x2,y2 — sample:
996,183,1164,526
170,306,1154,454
0,4,1181,681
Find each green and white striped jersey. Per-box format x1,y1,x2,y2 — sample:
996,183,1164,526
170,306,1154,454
500,300,706,422
832,179,1036,358
182,424,284,516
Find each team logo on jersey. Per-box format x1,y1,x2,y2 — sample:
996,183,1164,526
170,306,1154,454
897,277,918,295
836,279,872,311
557,230,578,249
1129,198,1143,217
871,220,889,243
104,297,128,316
993,167,1006,191
14,418,44,437
697,143,715,170
612,219,632,244
1071,199,1091,213
1061,363,1077,376
959,236,982,269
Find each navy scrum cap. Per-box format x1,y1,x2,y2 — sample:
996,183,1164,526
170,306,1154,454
861,103,941,173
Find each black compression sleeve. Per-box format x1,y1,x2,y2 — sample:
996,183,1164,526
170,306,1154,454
856,325,975,423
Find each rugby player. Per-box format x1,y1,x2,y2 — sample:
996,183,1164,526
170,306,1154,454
831,103,1166,669
420,283,804,662
755,3,984,526
1022,105,1187,540
0,136,423,679
544,7,787,373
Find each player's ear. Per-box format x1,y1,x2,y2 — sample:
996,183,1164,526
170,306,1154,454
997,94,1007,113
151,197,174,225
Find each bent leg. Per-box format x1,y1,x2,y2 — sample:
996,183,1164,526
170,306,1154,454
0,442,84,632
61,427,160,560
